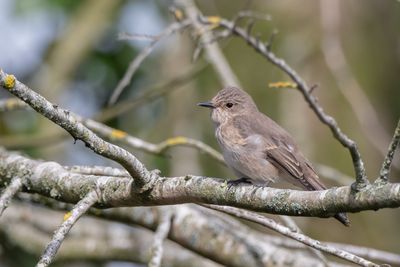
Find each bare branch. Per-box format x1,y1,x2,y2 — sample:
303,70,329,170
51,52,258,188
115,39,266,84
14,197,348,267
325,242,400,267
148,210,172,267
376,119,400,184
177,0,241,87
0,70,152,189
0,98,29,112
108,20,191,105
2,149,400,219
206,17,369,190
204,205,379,267
36,190,98,267
0,63,207,150
0,176,23,216
279,215,330,266
2,202,219,267
84,118,224,163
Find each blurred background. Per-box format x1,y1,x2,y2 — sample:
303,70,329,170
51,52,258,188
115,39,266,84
0,0,399,266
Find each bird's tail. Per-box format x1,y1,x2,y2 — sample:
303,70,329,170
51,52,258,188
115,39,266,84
303,163,350,227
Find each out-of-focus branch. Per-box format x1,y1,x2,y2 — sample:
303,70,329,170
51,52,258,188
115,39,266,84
376,119,400,184
0,62,207,150
0,202,221,267
176,0,241,87
319,1,398,169
108,19,191,105
0,98,28,112
325,242,400,267
84,118,224,163
36,190,98,267
98,61,208,122
0,176,23,216
0,70,152,188
21,195,348,267
204,205,378,267
148,210,172,267
203,16,368,190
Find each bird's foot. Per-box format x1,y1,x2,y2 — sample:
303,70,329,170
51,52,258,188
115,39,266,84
227,177,252,189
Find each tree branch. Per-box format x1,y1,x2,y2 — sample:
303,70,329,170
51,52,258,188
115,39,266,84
108,19,191,105
148,210,172,267
204,205,378,267
0,176,23,216
1,202,220,267
1,149,400,219
176,0,241,87
0,69,152,189
36,190,98,267
376,118,400,184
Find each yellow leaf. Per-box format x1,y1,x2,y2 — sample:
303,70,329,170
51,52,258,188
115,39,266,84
110,129,127,139
207,16,221,25
173,9,184,21
165,136,187,146
268,81,297,89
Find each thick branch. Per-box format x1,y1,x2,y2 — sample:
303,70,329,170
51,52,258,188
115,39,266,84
1,149,400,219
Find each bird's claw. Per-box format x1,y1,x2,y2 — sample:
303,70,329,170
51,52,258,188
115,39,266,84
227,177,252,190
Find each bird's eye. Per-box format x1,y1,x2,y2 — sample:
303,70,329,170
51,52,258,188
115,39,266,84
226,103,233,108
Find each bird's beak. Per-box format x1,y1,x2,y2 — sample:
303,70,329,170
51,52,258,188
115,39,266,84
197,101,215,109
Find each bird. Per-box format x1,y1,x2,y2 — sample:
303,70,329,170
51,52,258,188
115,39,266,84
198,86,350,226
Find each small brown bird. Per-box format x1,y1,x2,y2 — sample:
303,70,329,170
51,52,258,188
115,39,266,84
198,86,350,226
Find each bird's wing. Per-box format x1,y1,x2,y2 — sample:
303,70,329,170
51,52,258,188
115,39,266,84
266,138,326,190
233,114,325,190
265,140,303,179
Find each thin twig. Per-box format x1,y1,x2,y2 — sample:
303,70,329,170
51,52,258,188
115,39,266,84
177,0,241,87
108,19,190,105
0,70,153,188
325,242,400,266
84,118,224,163
279,215,330,266
0,63,207,150
203,205,379,267
0,176,23,216
376,118,400,183
148,210,172,267
210,17,369,190
36,190,98,267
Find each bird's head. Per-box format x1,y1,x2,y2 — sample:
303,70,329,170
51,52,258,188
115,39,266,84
198,86,258,125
